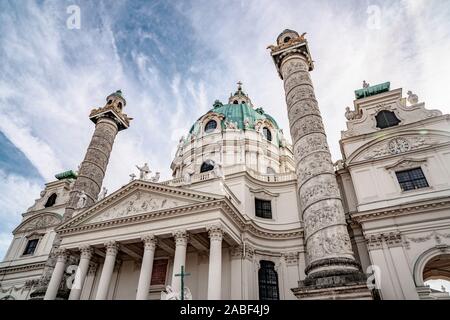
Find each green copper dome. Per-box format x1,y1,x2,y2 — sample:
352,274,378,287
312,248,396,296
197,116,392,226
188,102,282,145
189,103,279,133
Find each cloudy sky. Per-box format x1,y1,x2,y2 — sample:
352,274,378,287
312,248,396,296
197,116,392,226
0,0,449,267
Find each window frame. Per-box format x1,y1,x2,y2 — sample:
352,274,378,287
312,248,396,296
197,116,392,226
258,260,280,300
395,167,429,192
204,120,217,134
22,238,39,256
255,198,272,219
263,127,272,141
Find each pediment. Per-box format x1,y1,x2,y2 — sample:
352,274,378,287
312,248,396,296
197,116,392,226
14,213,62,234
59,180,221,229
349,131,450,163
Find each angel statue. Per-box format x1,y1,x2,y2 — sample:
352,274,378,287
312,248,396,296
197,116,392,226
344,106,361,120
213,161,224,179
362,80,370,88
98,187,108,201
76,191,87,209
129,173,136,182
136,163,151,180
407,90,419,105
151,172,160,183
161,285,179,300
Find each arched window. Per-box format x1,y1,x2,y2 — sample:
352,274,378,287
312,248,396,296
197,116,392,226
200,160,215,173
204,120,217,133
263,127,272,141
107,99,112,105
44,193,57,207
258,261,279,300
423,254,450,298
241,101,246,104
283,36,291,43
118,102,123,110
233,100,239,104
375,110,400,129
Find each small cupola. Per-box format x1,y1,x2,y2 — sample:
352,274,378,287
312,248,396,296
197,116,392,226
228,81,253,107
105,89,127,111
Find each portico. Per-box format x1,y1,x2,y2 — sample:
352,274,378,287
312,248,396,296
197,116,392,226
44,223,232,300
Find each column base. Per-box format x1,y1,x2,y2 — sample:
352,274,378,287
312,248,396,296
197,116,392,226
292,258,375,300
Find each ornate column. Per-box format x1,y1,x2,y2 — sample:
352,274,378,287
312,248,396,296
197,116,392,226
64,90,131,220
68,245,93,300
44,248,67,300
95,241,119,300
269,30,368,298
136,235,157,300
207,225,223,300
230,245,244,300
171,230,189,294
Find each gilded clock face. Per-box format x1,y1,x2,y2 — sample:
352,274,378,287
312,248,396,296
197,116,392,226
388,138,411,154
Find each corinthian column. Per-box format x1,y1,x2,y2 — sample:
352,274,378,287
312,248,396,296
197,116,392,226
95,241,119,300
207,225,223,300
68,245,93,300
269,30,361,280
136,235,157,300
171,230,189,294
44,248,67,300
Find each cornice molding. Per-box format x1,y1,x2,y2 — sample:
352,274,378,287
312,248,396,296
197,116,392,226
0,262,46,275
351,197,450,223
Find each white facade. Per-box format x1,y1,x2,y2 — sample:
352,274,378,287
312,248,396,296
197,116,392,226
1,83,449,300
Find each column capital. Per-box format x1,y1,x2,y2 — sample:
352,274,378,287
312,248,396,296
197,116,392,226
207,224,224,241
79,245,93,259
54,248,68,263
141,234,157,250
172,229,189,246
104,241,119,256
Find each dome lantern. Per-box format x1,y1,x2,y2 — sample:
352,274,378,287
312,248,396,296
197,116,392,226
228,81,253,107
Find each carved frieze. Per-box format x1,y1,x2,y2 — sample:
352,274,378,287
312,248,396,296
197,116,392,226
15,214,62,233
290,114,324,139
299,174,341,209
296,152,334,183
293,133,329,161
355,135,437,161
281,59,309,76
284,72,313,94
306,226,352,263
303,201,346,238
88,191,189,223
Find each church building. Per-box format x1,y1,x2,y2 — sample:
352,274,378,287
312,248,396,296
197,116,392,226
1,30,449,300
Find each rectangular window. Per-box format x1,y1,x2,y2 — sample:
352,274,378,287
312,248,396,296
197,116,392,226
255,199,272,219
395,168,429,191
23,239,39,255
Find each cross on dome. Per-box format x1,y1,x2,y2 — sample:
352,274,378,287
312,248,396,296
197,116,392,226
229,81,252,106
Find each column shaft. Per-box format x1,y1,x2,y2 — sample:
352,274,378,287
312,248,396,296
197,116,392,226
171,230,188,294
136,235,157,300
207,225,223,300
44,249,67,300
68,246,93,300
95,241,118,300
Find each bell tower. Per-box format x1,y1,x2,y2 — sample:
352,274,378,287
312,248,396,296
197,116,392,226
63,90,132,220
269,30,372,299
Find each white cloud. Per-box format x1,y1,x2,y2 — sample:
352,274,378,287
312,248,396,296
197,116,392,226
0,170,42,260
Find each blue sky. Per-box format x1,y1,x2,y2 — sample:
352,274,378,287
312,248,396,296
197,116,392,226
0,0,450,278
